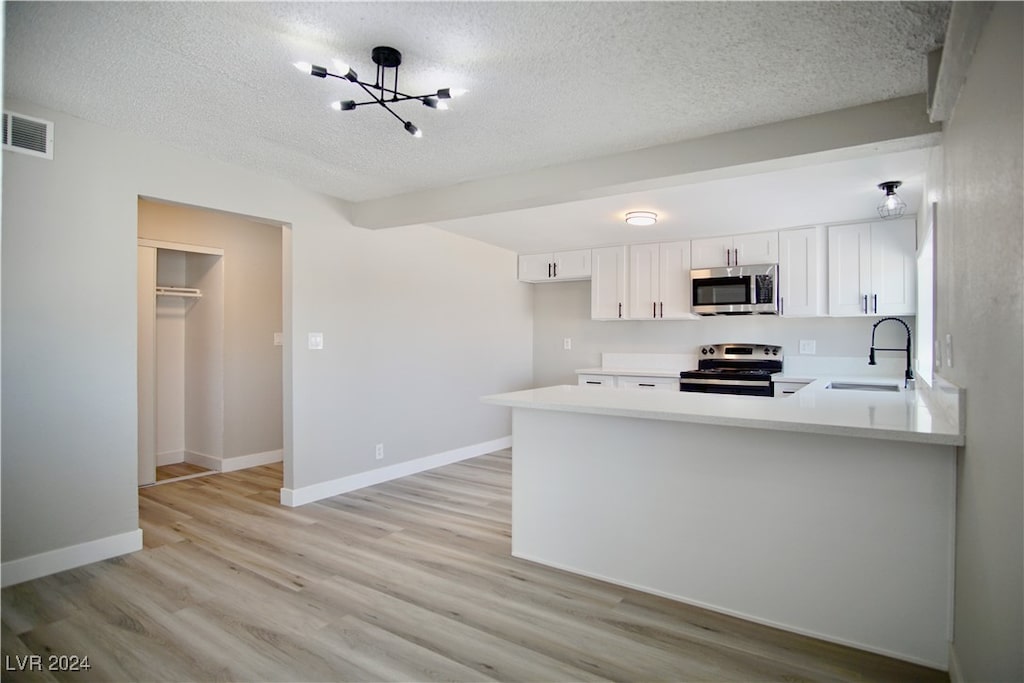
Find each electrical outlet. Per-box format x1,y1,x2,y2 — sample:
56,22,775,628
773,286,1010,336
273,332,283,347
308,332,324,350
375,443,384,460
563,337,572,350
798,340,816,355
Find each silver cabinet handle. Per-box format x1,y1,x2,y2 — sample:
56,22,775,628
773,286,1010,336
639,383,655,387
873,294,878,314
586,381,601,385
548,263,552,278
618,302,622,319
733,248,739,265
553,263,557,278
780,296,784,316
726,248,731,266
653,302,656,318
659,301,664,318
863,295,868,314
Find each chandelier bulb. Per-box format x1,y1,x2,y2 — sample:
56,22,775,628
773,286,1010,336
405,121,422,137
293,61,312,73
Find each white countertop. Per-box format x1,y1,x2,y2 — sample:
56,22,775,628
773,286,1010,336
483,377,964,446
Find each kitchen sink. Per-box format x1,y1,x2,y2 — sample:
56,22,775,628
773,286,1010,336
827,382,900,392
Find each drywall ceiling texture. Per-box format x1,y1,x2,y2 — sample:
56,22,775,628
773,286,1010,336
3,1,949,205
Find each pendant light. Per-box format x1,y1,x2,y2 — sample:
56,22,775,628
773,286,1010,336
876,181,907,220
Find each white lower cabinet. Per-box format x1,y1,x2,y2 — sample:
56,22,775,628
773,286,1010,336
578,374,615,387
618,377,678,391
775,380,812,396
578,374,678,390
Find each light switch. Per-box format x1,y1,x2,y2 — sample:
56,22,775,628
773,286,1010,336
308,332,324,350
563,337,572,350
273,332,283,347
798,340,816,355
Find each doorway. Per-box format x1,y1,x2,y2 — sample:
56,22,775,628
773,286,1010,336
137,198,287,487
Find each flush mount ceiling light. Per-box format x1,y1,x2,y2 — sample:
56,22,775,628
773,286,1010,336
625,211,658,226
294,46,466,138
876,180,907,220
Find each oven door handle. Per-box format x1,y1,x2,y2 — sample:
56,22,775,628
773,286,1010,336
679,378,772,387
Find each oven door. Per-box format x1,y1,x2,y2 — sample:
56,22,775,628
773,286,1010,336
679,377,774,397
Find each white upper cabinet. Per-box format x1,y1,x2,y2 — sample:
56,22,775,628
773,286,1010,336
518,249,591,282
778,227,826,317
627,241,697,319
591,246,628,320
828,218,916,316
691,231,779,268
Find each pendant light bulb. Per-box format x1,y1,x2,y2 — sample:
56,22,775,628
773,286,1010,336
293,61,312,73
405,121,422,137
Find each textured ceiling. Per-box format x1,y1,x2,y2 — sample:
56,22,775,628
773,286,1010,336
4,1,950,208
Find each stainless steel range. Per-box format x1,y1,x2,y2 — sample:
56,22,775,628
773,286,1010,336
679,343,782,397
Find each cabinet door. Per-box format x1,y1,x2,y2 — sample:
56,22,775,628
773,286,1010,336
518,253,553,282
552,249,592,280
690,236,734,268
578,374,614,387
734,231,779,265
628,243,660,319
658,241,697,319
870,219,916,315
828,223,872,316
591,246,627,320
778,227,824,317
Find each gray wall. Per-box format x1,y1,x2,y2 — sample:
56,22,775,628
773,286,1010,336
937,4,1024,680
1,100,533,563
139,200,284,460
533,280,911,386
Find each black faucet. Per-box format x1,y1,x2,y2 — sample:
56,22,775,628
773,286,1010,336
869,317,914,388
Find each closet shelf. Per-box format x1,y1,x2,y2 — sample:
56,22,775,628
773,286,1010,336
156,286,202,298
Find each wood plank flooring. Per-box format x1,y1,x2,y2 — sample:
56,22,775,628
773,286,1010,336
154,462,215,482
2,450,948,682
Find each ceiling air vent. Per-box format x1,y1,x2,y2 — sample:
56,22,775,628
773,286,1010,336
3,111,54,159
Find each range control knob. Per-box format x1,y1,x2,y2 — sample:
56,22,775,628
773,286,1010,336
764,348,770,355
701,347,708,355
773,348,779,355
708,347,715,354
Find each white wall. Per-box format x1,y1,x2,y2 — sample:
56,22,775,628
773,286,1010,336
935,4,1024,680
0,100,533,568
532,280,913,386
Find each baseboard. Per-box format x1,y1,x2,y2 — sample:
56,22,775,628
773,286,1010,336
184,449,222,471
156,449,185,466
948,643,963,683
1,529,143,588
280,436,511,507
221,449,283,472
184,448,282,473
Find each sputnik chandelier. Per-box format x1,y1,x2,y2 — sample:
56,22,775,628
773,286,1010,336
294,46,465,138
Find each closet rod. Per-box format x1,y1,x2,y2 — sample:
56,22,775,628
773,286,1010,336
155,286,202,298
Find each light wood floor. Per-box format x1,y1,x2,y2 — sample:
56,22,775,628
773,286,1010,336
154,461,215,482
2,450,947,682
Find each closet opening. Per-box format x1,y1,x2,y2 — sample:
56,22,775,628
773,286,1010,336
137,199,287,489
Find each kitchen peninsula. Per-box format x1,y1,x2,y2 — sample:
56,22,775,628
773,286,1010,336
482,380,963,669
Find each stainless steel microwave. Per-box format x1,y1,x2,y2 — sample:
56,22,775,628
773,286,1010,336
690,263,779,315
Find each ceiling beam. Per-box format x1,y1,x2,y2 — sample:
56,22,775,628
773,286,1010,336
348,95,941,230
